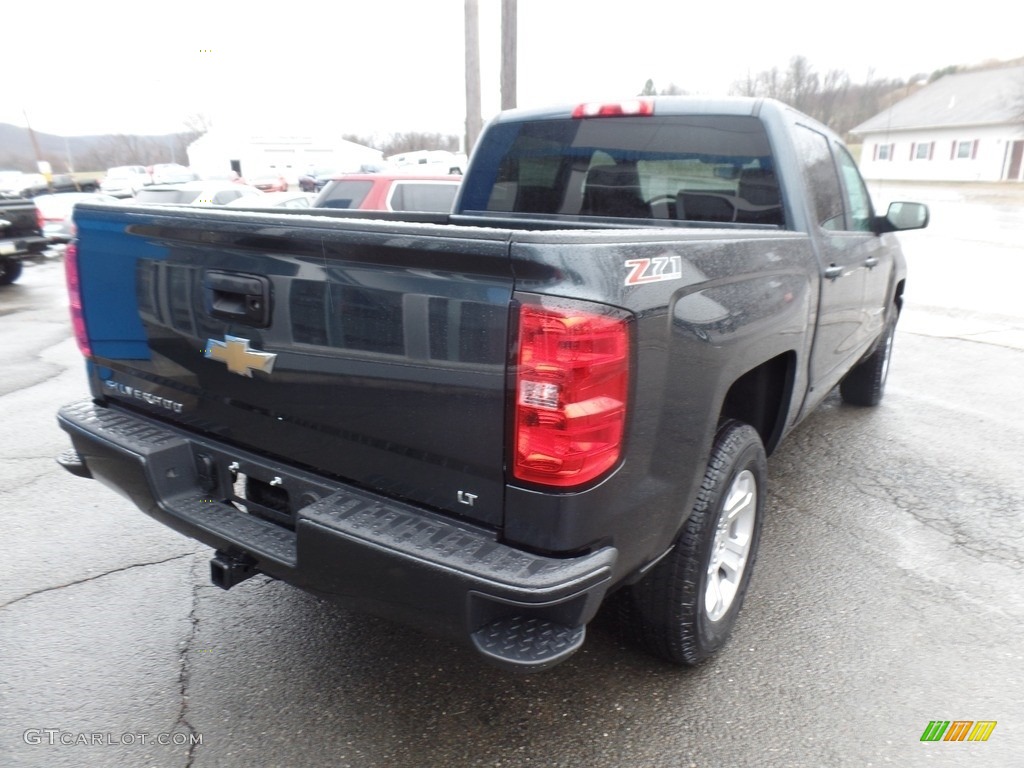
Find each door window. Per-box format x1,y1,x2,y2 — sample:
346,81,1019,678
834,145,873,232
793,126,845,230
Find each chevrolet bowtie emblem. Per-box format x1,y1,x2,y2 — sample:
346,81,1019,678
206,335,277,377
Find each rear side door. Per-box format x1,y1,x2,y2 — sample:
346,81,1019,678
795,124,879,393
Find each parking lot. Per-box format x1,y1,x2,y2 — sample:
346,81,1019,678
1,183,1022,767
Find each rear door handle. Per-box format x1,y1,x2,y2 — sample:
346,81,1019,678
204,271,271,327
864,257,879,269
824,265,844,280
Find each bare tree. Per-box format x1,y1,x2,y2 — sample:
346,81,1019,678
638,79,688,96
182,112,214,136
782,55,820,114
340,132,460,156
730,56,908,136
106,134,153,166
733,70,758,98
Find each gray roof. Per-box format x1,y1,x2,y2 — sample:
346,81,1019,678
851,65,1024,134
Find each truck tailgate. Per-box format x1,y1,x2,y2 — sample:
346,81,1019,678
73,204,515,526
0,195,48,254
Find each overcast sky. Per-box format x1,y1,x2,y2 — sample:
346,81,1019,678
4,0,1021,139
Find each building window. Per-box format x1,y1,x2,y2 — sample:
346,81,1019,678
955,140,978,159
875,143,892,161
913,142,934,160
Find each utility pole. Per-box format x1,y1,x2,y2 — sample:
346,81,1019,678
22,110,47,177
464,0,483,154
501,0,517,111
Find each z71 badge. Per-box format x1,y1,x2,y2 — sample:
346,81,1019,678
624,255,683,286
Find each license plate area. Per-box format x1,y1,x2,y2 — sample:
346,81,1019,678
192,447,335,531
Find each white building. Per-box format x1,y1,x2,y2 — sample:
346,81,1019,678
851,65,1024,182
187,129,383,185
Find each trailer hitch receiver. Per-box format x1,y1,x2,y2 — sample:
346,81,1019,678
210,550,258,590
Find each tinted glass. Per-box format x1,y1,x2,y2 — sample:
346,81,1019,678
793,126,845,230
212,190,242,205
389,182,459,212
318,180,373,209
834,145,873,232
460,115,783,225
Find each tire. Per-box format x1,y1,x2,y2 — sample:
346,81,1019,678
0,258,24,286
840,313,896,406
626,421,766,665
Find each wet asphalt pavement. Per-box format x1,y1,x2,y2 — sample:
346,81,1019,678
1,184,1022,767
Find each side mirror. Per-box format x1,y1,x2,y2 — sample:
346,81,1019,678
876,201,929,233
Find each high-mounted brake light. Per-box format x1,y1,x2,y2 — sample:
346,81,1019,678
64,242,91,358
513,302,630,488
572,99,655,119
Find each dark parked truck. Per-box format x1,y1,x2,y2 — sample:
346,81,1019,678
56,98,927,671
0,192,49,285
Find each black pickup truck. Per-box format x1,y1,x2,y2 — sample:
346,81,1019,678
0,193,48,285
56,97,927,671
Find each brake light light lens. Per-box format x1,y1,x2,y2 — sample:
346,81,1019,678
513,302,630,487
572,99,655,118
64,242,91,357
35,206,45,231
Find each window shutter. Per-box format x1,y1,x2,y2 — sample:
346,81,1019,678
972,140,979,159
951,142,957,160
928,142,934,160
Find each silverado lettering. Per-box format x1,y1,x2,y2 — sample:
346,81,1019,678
102,380,186,414
57,97,928,672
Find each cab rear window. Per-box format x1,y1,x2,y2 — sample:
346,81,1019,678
460,115,784,227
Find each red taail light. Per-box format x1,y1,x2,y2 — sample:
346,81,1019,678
572,99,655,119
513,302,630,488
64,242,91,358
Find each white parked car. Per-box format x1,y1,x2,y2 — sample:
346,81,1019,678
150,164,196,185
225,191,314,208
34,192,119,243
134,181,263,207
0,171,47,196
99,166,151,198
0,170,27,194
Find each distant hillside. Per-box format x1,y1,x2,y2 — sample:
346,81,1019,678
0,123,196,173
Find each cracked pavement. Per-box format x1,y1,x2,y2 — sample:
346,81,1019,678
3,184,1023,768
